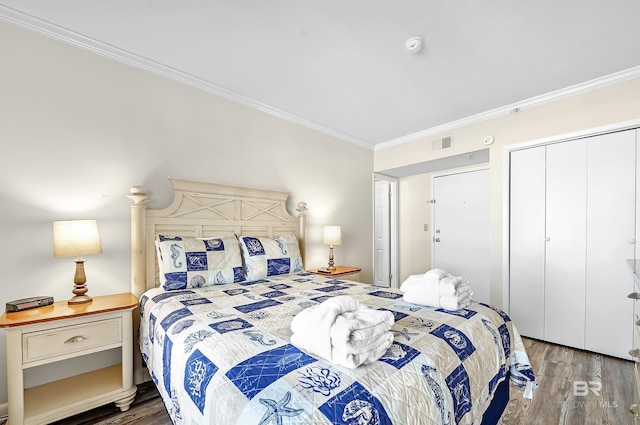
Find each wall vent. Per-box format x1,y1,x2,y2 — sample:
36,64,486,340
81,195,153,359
432,136,453,151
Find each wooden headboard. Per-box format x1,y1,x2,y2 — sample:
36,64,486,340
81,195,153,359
128,178,308,299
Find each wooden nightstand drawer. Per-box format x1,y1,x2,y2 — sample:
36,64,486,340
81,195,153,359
23,318,122,364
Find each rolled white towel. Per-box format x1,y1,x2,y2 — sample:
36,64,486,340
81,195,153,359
403,283,473,309
333,330,394,355
332,332,394,369
350,320,394,341
424,268,448,288
402,288,441,308
330,306,395,346
290,295,360,361
456,285,473,299
400,275,440,302
425,268,448,279
439,294,472,311
399,274,428,293
439,276,467,296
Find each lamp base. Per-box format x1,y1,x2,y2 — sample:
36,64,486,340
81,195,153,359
327,245,336,272
68,294,93,305
68,258,93,305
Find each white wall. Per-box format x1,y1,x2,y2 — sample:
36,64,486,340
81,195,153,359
376,76,640,309
0,22,373,406
397,174,431,278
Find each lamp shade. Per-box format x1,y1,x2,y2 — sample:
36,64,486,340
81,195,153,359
53,220,103,258
322,226,342,246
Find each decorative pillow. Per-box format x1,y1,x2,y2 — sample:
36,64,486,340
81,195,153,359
238,234,303,281
155,235,245,290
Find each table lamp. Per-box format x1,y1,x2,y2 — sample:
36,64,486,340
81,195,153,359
53,220,102,304
322,225,342,271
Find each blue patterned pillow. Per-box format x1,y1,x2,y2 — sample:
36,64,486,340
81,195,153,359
238,234,303,280
156,235,246,290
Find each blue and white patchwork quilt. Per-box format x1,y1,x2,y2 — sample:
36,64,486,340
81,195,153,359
139,273,535,425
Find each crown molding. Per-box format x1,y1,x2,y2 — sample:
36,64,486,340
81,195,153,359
3,4,638,153
0,5,374,151
376,65,640,151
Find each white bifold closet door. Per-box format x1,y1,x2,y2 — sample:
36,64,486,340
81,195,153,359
584,130,635,358
509,146,546,340
544,140,588,349
509,128,637,359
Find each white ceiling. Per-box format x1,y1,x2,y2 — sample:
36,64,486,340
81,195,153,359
2,1,640,150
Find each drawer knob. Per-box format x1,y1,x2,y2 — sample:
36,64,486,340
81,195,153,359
630,404,639,416
64,335,88,344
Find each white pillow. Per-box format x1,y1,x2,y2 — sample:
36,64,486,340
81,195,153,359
238,234,303,281
156,235,245,290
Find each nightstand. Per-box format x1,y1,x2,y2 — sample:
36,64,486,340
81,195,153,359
308,266,362,282
0,293,138,425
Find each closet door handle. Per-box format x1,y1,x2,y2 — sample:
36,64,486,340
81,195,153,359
628,293,640,300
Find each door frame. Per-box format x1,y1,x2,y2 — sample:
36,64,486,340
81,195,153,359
502,118,640,314
373,173,399,288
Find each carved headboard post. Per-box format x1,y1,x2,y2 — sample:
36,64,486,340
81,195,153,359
128,186,150,300
127,186,151,385
296,202,308,269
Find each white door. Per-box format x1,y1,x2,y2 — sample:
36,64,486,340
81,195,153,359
544,139,587,349
509,146,546,339
585,130,635,358
374,180,391,287
432,168,490,304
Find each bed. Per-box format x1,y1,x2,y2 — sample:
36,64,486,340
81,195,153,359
129,178,534,425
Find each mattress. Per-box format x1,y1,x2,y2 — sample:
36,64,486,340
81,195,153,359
139,272,534,424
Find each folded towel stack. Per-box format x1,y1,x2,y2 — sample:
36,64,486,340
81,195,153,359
400,268,473,311
290,295,395,368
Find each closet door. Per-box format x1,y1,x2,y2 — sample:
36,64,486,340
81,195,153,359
585,130,636,358
545,140,587,349
509,146,546,339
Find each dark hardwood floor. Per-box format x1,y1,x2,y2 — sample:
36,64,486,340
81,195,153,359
3,337,634,425
48,382,173,425
498,337,635,425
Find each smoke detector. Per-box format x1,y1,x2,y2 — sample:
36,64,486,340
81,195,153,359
405,36,424,54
